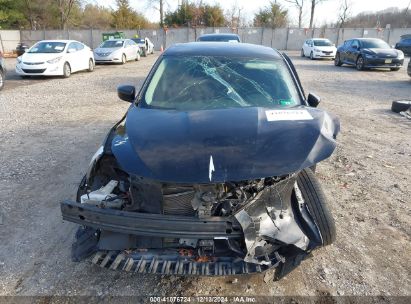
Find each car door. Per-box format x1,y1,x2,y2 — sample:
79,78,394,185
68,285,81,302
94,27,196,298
124,40,135,60
66,42,80,72
304,40,311,56
74,42,89,70
129,40,139,58
339,40,351,63
347,40,360,64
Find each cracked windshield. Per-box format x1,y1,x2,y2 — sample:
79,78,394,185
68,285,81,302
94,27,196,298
144,56,301,110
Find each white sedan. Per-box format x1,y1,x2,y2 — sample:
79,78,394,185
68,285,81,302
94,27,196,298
16,40,94,78
94,39,140,64
301,38,337,60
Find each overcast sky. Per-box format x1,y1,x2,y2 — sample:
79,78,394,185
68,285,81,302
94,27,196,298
92,0,411,27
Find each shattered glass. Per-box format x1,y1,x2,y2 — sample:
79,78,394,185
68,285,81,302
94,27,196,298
143,56,301,111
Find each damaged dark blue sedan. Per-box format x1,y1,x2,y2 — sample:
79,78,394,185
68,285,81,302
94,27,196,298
61,42,340,280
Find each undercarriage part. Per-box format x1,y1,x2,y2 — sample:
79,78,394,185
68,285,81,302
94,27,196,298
91,250,273,275
71,226,99,262
61,200,242,239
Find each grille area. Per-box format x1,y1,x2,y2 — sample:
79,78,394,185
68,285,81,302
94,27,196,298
22,68,46,73
163,190,195,216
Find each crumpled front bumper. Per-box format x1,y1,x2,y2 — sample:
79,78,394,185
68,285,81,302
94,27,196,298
61,200,242,239
61,175,323,279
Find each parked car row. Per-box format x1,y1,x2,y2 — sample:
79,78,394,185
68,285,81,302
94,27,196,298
301,37,408,74
10,37,156,80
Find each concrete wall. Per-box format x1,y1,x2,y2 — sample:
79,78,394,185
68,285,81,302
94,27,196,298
8,27,411,52
0,30,20,53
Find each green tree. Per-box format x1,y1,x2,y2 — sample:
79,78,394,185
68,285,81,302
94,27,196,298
112,0,149,29
202,4,225,27
81,4,113,29
253,2,288,28
164,1,225,27
0,0,26,29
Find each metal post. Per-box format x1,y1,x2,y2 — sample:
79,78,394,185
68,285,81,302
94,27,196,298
90,28,93,48
285,28,289,50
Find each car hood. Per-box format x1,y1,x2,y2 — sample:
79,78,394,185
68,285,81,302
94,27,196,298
362,48,400,57
94,47,122,53
20,52,64,62
111,106,340,183
314,46,336,51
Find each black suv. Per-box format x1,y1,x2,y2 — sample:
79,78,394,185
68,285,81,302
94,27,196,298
335,38,405,71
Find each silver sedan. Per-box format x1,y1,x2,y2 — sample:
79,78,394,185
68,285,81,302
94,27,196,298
94,39,140,64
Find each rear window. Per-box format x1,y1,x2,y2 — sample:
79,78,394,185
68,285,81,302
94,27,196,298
198,35,240,42
132,38,145,44
400,38,411,43
100,40,124,48
142,56,301,111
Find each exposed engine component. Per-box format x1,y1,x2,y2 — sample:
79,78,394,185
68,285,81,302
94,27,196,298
80,180,127,209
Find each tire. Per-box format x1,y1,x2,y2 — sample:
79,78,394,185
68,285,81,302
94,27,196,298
151,48,154,54
310,51,314,60
87,59,94,72
136,52,141,61
76,174,87,202
142,48,147,57
0,69,4,91
297,168,336,246
390,67,400,71
391,100,411,113
63,62,71,78
356,56,364,71
334,53,342,66
301,49,305,57
121,54,126,64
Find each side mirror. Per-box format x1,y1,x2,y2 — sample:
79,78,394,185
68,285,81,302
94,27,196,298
307,93,321,107
117,85,136,103
352,45,358,49
67,48,76,53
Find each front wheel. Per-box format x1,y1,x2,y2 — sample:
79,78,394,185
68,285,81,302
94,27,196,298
121,54,126,64
87,59,94,72
310,51,314,60
334,53,343,66
136,52,141,61
63,62,71,78
301,49,305,57
356,56,365,71
297,168,336,246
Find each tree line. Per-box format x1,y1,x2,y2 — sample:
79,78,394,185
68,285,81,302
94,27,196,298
0,0,409,31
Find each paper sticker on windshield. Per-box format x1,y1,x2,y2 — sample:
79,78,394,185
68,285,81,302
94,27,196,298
55,46,64,50
266,109,313,121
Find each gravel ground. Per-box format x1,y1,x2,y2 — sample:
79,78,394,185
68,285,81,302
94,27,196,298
0,51,410,301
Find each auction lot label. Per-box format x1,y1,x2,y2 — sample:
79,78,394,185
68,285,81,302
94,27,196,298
265,109,313,121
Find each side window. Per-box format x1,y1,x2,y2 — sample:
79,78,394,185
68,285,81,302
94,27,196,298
351,40,359,49
67,42,77,52
75,42,84,51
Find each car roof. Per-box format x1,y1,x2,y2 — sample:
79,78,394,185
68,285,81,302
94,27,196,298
199,33,240,38
348,38,384,41
164,42,282,60
312,38,330,40
36,40,77,43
